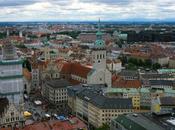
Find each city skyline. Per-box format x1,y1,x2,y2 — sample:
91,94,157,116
0,0,175,22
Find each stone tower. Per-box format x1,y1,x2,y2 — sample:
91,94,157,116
92,19,106,70
88,19,112,87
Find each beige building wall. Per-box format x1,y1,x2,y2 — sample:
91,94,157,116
75,97,133,128
169,59,175,68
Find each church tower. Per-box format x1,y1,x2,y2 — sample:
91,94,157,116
92,19,106,70
19,30,23,38
0,40,24,104
42,39,51,61
88,19,111,87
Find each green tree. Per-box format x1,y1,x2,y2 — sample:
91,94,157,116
138,59,144,66
16,44,27,49
127,63,137,70
128,58,138,66
23,59,32,72
144,59,152,67
152,63,161,70
96,123,110,130
0,33,6,39
118,55,127,65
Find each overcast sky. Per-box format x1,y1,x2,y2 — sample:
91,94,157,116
0,0,174,21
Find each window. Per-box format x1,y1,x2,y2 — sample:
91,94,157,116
100,54,102,59
116,123,119,128
97,55,99,59
24,84,27,90
6,119,9,122
11,112,14,116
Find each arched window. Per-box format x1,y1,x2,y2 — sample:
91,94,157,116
100,54,102,59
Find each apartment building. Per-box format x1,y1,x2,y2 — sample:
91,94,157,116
67,85,133,128
42,79,70,108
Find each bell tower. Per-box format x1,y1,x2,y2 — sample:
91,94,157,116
92,19,106,70
88,19,112,87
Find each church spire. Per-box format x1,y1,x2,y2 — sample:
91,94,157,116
98,18,101,32
94,18,105,48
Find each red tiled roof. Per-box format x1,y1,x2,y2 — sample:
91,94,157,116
23,117,87,130
60,62,72,74
71,63,92,78
112,74,121,83
0,128,19,130
69,79,81,85
113,79,141,88
60,62,92,79
23,68,32,81
58,48,70,53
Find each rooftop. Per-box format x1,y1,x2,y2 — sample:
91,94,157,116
112,79,141,88
149,80,174,86
114,113,168,130
77,88,133,109
2,117,87,130
46,79,70,89
160,96,175,106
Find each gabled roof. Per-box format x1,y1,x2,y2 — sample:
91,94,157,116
46,79,70,89
60,62,92,79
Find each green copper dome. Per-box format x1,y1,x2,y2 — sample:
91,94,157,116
43,39,50,46
96,31,103,36
95,39,105,47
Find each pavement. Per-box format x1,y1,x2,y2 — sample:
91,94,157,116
24,92,72,122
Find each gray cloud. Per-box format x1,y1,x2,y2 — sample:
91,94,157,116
0,0,42,7
0,0,175,21
79,0,132,5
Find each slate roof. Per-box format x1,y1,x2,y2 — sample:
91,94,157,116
141,73,173,79
149,80,174,86
46,79,70,89
160,96,175,106
119,70,139,78
77,89,132,109
115,114,165,130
